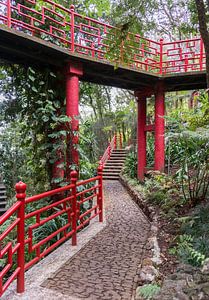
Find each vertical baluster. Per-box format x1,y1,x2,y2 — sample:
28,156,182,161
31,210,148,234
97,163,103,222
108,143,111,160
16,182,26,294
120,133,123,149
159,38,164,75
200,38,204,71
7,0,11,28
70,171,78,246
114,134,117,150
185,54,189,72
70,5,75,52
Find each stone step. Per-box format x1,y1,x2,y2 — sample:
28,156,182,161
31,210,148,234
103,169,121,173
0,195,6,200
104,165,122,169
0,207,7,212
108,159,125,163
0,200,7,205
103,176,119,180
103,172,120,176
110,155,126,159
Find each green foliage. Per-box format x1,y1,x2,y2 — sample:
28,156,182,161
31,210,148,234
138,284,161,300
170,205,209,267
123,151,137,179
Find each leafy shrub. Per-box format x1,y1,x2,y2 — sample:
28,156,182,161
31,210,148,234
138,284,161,300
170,234,206,267
171,205,209,267
123,151,137,178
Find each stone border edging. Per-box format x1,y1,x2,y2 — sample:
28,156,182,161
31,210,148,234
119,174,156,222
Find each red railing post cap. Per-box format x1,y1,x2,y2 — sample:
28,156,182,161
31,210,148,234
97,164,103,173
15,181,27,193
70,4,75,11
70,170,78,181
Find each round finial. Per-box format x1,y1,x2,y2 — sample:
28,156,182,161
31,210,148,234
15,181,27,193
160,38,164,42
70,170,78,181
97,163,103,174
70,4,75,11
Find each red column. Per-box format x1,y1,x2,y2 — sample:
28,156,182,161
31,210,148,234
135,92,147,181
66,62,83,172
154,82,165,172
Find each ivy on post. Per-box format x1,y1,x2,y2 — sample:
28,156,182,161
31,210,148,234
70,170,78,246
15,181,27,294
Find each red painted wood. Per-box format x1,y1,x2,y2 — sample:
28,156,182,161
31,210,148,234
97,163,103,222
136,94,147,181
16,182,27,294
66,63,83,168
0,1,205,75
144,124,155,132
154,82,165,172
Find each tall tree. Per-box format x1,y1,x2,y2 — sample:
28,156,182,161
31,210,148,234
194,0,209,89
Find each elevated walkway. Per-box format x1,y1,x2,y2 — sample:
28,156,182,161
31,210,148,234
0,1,207,91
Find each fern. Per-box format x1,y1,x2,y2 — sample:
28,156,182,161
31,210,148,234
138,284,161,300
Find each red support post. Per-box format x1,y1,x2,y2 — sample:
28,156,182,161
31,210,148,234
66,62,83,176
154,82,165,172
97,163,103,222
15,181,27,294
70,170,78,246
135,93,147,181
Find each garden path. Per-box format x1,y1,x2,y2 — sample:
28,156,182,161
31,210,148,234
42,181,150,300
3,181,150,300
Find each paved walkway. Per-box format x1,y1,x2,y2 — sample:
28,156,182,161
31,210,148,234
42,181,150,300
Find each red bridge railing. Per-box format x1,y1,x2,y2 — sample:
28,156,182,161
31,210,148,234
0,1,206,75
0,166,103,297
100,133,123,165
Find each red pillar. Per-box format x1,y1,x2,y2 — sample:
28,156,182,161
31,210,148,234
66,62,83,171
135,92,147,181
154,82,165,172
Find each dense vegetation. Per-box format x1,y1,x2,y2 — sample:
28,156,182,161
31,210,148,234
0,1,208,298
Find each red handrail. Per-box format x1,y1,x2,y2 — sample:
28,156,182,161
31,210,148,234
0,165,103,297
0,1,206,75
100,132,123,165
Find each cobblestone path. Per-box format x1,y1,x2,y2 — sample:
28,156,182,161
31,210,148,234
42,181,150,300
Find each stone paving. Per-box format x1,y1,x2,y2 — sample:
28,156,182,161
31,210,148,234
42,181,150,300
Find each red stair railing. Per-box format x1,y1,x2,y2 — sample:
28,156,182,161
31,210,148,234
0,165,103,297
100,133,123,166
0,1,206,75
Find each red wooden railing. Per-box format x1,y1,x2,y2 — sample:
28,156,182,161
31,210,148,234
0,1,206,75
0,165,103,297
100,133,123,165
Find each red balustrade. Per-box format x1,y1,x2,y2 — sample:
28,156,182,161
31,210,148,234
0,1,205,74
0,166,103,297
100,133,123,165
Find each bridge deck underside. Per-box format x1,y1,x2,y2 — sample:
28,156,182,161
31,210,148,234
0,27,207,92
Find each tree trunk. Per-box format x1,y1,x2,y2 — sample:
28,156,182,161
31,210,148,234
195,0,209,91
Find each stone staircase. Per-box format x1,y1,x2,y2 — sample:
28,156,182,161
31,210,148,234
0,182,7,215
103,149,127,180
